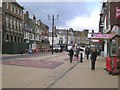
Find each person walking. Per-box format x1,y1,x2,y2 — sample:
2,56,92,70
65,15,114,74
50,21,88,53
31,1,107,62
85,47,90,59
90,48,98,70
68,48,74,63
76,48,80,59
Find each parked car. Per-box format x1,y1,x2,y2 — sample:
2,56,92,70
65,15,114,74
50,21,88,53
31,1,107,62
53,45,62,52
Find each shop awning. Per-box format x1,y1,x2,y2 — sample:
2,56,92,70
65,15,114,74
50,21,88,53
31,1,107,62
88,33,116,40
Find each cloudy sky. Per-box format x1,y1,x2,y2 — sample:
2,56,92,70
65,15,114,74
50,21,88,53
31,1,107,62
17,0,102,32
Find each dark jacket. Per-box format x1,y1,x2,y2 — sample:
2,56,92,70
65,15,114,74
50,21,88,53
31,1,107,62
85,48,90,55
91,51,97,61
69,49,74,57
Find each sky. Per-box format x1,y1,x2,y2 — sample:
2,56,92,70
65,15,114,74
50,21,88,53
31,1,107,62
17,0,102,32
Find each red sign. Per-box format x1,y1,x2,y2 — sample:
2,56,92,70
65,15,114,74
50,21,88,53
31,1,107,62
116,7,120,18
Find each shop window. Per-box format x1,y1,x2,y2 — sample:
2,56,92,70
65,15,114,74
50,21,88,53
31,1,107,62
11,35,13,42
15,36,16,42
6,34,9,42
111,39,116,56
18,37,20,42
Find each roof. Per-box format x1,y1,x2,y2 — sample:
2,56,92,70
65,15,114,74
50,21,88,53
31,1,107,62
24,18,35,33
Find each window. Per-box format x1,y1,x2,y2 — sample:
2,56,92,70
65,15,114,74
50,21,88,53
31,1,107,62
20,22,22,31
21,38,23,42
11,35,13,42
6,34,9,42
14,19,16,30
15,36,16,42
20,11,23,16
10,4,12,11
10,17,12,29
6,2,8,9
111,39,116,56
14,7,16,13
71,41,73,44
6,16,8,28
18,37,20,42
24,23,26,28
17,9,19,15
17,20,19,30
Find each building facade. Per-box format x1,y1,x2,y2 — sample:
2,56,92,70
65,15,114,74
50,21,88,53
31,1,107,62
0,7,2,53
2,2,25,54
49,28,89,49
24,11,49,50
99,1,120,57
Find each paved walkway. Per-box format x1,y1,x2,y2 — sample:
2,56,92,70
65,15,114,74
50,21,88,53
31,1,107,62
52,56,118,88
1,52,119,88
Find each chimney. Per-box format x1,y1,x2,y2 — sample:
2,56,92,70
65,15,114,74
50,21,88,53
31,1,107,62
33,15,36,20
24,11,29,22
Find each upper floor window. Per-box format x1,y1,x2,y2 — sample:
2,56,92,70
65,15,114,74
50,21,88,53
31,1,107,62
10,18,12,29
17,20,19,30
14,19,16,30
24,23,26,28
6,16,8,27
10,4,12,11
6,3,8,9
20,11,23,16
14,7,16,13
20,22,22,31
17,9,19,15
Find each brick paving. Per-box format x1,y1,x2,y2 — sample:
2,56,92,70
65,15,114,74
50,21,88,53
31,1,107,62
52,56,118,88
2,60,64,69
1,51,119,88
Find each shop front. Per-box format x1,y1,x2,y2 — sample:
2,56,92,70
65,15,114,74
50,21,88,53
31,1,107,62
88,26,120,75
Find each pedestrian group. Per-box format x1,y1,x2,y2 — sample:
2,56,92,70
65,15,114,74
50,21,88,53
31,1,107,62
68,46,98,70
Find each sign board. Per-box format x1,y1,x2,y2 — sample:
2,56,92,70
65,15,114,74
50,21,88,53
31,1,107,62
116,7,120,18
88,33,116,40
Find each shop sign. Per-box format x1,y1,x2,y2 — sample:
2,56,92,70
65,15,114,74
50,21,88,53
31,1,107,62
88,33,116,40
116,7,120,18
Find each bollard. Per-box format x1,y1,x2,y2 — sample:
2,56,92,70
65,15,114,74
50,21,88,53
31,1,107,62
80,53,83,63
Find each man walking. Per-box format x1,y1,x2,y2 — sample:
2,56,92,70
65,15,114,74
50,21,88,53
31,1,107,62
90,48,98,70
85,47,90,59
68,48,74,63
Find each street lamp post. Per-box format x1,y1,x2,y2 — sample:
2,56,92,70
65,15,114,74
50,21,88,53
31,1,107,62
66,29,68,51
48,15,59,54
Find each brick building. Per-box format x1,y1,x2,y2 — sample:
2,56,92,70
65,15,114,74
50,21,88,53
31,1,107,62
99,1,120,57
2,2,25,54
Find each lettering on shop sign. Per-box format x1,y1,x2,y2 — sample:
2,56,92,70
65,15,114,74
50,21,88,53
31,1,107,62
93,34,114,38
